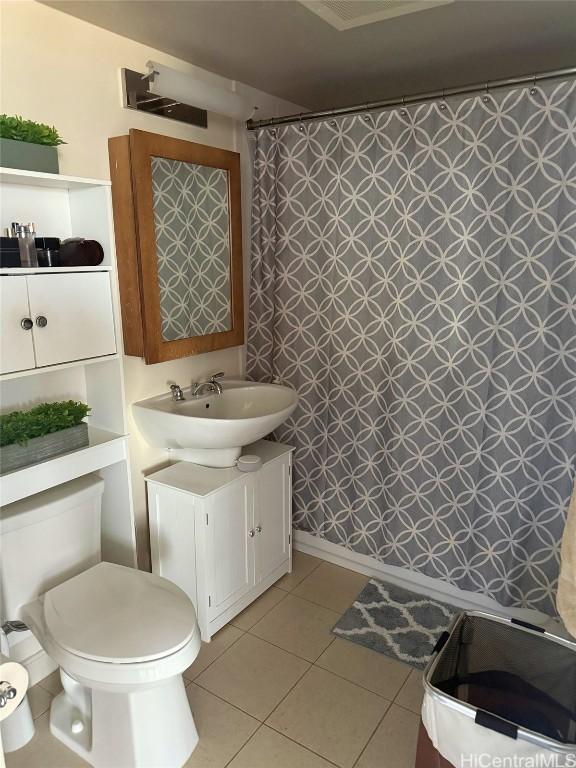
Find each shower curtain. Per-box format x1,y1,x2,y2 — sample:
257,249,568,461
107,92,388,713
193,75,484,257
246,79,576,615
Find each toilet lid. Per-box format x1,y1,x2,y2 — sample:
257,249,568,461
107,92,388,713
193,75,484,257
43,562,198,664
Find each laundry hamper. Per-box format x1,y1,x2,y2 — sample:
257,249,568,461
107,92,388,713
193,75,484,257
415,611,576,767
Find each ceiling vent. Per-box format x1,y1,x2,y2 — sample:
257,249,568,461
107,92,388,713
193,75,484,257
298,0,454,30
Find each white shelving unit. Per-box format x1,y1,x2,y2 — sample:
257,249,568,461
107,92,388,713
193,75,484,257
1,266,113,275
0,167,137,570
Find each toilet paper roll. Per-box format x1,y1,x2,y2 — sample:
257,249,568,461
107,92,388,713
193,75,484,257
0,659,29,722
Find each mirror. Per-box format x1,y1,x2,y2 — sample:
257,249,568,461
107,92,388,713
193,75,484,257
151,157,232,340
109,130,244,364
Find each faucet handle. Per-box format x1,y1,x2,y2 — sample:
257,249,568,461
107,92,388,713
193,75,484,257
170,383,185,401
210,372,225,382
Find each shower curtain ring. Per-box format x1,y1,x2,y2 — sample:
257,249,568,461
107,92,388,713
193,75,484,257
440,88,447,111
363,103,371,122
400,96,407,117
298,114,305,132
530,74,537,95
482,83,491,104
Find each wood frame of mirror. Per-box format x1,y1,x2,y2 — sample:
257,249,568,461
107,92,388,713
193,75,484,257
109,129,244,363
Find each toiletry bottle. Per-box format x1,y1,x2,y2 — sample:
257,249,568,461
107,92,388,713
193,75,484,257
16,223,38,267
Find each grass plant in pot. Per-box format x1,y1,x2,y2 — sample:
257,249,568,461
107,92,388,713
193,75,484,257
0,114,65,174
0,400,90,474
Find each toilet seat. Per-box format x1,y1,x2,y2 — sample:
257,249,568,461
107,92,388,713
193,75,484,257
23,562,201,690
44,562,197,664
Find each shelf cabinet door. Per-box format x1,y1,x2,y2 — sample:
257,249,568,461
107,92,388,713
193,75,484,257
204,477,255,620
256,455,291,584
0,276,36,374
26,273,116,367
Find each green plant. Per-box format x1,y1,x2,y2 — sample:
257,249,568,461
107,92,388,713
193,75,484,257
0,401,90,447
0,114,65,146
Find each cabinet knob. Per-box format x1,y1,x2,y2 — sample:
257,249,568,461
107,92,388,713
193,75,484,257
255,525,262,533
248,529,255,538
20,317,33,331
35,315,48,328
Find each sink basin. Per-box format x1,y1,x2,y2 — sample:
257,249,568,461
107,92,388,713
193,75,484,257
132,379,298,467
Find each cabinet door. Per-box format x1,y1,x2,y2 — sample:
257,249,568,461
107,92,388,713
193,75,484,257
204,478,255,620
148,485,197,610
256,455,291,584
26,273,116,367
0,276,36,374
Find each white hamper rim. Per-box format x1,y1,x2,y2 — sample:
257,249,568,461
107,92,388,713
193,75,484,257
422,610,576,763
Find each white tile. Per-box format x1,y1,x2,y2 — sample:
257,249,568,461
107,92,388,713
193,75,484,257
292,562,368,613
195,633,309,720
183,624,244,681
356,704,420,768
250,594,339,661
316,638,411,699
230,587,286,630
184,684,259,768
5,712,88,768
267,666,389,768
27,684,53,720
39,670,62,697
395,668,424,714
228,725,335,768
276,552,323,592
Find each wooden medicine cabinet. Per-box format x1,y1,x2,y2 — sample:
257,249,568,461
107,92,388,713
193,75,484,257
108,130,244,363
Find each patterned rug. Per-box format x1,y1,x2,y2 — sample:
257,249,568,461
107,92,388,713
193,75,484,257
333,579,459,670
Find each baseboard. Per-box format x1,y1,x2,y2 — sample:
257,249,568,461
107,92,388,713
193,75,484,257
293,530,563,631
6,632,57,687
23,648,58,687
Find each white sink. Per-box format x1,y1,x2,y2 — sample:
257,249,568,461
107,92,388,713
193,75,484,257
132,379,298,467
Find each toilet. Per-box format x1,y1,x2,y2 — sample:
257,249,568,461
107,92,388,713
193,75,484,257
0,475,201,768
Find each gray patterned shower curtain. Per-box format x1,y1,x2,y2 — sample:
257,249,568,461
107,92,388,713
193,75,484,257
246,79,576,615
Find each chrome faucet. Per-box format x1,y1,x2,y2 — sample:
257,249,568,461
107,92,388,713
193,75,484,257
191,372,225,397
170,384,186,401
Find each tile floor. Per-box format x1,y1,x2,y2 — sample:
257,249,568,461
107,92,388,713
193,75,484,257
6,554,423,768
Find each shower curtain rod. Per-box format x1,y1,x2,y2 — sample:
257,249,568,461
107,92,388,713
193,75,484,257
246,65,576,130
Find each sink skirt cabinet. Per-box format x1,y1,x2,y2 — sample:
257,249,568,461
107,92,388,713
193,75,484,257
146,440,293,641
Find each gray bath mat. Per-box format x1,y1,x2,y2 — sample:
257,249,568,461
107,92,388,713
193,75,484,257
333,579,459,670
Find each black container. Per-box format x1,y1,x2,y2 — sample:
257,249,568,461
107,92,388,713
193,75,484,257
35,237,61,267
0,237,21,267
35,237,61,251
37,249,61,267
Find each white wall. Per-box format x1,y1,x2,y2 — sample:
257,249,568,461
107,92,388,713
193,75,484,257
0,0,301,568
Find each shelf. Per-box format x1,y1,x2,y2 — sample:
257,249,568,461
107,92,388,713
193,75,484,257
0,426,128,505
0,266,112,275
0,353,120,382
0,167,111,189
147,440,295,498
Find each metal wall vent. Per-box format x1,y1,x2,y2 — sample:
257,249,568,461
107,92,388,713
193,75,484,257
299,0,454,30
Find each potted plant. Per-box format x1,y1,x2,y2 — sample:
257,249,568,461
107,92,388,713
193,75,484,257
0,114,65,174
0,400,90,473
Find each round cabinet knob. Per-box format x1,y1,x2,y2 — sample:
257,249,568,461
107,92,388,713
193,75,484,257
0,694,6,709
255,525,262,533
248,529,255,538
35,315,48,328
20,317,33,330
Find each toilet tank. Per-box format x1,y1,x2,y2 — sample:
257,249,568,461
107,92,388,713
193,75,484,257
0,474,104,621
